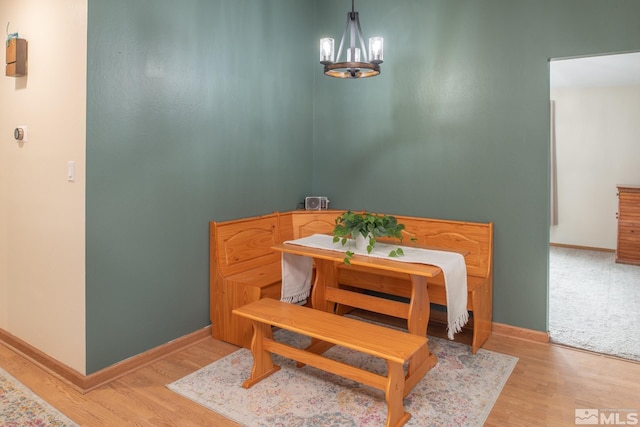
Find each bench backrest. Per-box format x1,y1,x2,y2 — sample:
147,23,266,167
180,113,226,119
283,210,345,240
388,215,493,278
211,213,281,277
279,210,492,278
212,211,492,279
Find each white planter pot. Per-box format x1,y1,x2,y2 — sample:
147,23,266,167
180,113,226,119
354,233,373,252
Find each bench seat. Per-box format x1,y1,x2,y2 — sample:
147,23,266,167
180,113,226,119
233,298,428,427
225,265,282,297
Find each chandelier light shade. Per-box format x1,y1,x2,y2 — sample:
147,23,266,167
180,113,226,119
319,0,384,79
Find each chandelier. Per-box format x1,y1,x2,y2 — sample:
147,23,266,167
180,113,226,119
319,0,384,79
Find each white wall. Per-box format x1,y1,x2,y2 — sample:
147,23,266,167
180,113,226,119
0,0,87,373
550,85,640,249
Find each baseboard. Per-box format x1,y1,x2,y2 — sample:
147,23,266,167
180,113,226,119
0,328,87,392
549,242,615,253
351,306,549,347
431,311,549,344
491,322,549,344
0,325,212,394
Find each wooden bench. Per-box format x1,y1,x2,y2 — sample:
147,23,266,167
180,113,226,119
211,210,493,353
337,214,494,354
233,298,428,427
210,210,346,347
210,213,282,347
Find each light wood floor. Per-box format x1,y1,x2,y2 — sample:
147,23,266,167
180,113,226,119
1,322,639,427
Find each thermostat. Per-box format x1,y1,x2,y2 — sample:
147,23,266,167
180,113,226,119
14,126,27,142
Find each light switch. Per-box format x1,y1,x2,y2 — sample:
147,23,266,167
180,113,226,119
67,161,75,182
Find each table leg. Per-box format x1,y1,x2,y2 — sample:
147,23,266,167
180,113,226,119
305,258,339,360
407,274,430,336
404,274,438,396
310,258,338,313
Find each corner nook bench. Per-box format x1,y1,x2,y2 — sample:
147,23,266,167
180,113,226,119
210,210,493,353
233,298,428,427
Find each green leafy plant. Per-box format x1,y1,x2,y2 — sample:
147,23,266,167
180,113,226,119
332,211,406,264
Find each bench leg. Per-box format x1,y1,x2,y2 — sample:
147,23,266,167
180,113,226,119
242,321,281,389
385,361,411,427
471,283,492,354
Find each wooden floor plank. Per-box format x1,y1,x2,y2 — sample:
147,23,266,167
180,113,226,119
1,323,638,427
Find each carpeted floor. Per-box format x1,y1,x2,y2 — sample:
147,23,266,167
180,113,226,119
0,367,78,426
549,246,640,361
168,327,518,427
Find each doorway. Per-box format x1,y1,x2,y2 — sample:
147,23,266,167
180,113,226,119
548,52,640,362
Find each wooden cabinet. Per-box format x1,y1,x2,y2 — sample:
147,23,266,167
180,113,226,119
616,185,640,265
5,38,27,77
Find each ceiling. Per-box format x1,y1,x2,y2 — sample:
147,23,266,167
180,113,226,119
550,52,640,89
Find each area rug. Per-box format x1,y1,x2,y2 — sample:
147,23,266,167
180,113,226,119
168,329,518,426
0,367,78,427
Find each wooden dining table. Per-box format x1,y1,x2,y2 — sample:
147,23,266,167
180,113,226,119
272,239,446,396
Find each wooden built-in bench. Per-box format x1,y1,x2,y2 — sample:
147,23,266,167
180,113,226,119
338,214,494,354
233,298,428,427
211,210,493,353
210,213,282,346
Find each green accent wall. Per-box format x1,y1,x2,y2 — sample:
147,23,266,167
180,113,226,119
86,0,640,373
86,0,315,373
313,0,640,334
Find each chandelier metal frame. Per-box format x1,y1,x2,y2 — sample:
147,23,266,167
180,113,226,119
320,0,383,79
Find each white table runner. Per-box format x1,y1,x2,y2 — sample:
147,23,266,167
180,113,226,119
281,234,468,339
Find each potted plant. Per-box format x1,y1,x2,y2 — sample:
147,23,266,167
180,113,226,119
333,211,406,264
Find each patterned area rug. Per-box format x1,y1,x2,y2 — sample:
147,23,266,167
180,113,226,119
168,328,518,426
0,367,77,426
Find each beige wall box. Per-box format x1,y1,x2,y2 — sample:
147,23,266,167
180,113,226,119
6,38,28,77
